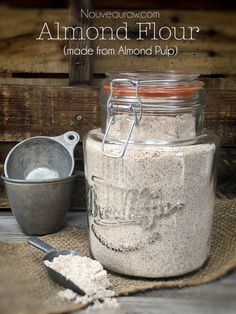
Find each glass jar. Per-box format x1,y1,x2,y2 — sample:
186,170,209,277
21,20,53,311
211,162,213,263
84,72,219,278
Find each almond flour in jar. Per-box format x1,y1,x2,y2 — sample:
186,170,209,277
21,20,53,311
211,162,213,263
84,72,219,278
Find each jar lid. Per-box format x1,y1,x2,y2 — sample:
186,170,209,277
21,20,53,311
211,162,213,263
103,71,204,98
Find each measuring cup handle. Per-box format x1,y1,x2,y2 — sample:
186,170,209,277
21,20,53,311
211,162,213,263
51,131,80,154
28,236,55,253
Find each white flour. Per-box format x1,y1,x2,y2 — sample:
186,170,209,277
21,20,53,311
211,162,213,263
84,113,217,277
44,255,118,309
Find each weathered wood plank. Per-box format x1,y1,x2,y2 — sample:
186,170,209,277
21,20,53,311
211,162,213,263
0,84,100,141
79,295,236,314
0,186,8,209
1,77,236,91
217,147,236,200
2,0,235,10
0,8,68,73
0,213,88,242
69,0,92,85
0,142,17,163
0,78,69,86
0,84,235,144
0,8,236,74
202,77,236,91
94,0,236,10
78,296,236,314
204,90,236,146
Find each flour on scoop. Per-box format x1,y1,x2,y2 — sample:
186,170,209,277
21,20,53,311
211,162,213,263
45,255,118,309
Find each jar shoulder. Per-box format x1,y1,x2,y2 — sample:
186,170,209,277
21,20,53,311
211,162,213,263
84,128,219,158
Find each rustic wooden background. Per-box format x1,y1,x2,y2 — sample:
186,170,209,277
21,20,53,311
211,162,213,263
0,0,235,210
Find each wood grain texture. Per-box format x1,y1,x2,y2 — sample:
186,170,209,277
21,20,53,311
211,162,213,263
0,78,69,86
1,77,235,90
2,0,236,10
0,83,235,144
0,164,8,208
203,77,236,91
0,7,236,74
69,0,92,85
0,84,100,141
217,148,236,200
81,295,236,314
0,7,68,73
93,0,236,10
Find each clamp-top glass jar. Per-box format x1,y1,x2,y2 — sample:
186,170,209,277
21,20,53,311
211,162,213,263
84,72,219,278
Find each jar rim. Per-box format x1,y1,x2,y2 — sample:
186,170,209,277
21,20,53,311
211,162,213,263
103,71,204,98
105,71,200,80
103,85,204,98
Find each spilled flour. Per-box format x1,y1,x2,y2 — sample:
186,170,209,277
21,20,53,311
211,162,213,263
44,255,118,310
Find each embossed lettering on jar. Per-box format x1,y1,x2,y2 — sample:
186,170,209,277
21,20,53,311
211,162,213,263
84,72,219,278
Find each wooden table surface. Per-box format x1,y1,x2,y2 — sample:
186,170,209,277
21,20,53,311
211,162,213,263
1,212,236,314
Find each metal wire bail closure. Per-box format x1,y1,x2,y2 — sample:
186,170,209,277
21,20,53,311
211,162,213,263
101,79,143,158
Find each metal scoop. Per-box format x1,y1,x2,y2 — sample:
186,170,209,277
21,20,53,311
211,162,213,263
28,236,85,295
